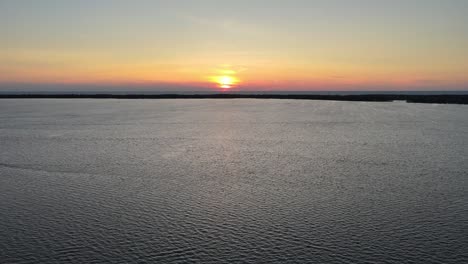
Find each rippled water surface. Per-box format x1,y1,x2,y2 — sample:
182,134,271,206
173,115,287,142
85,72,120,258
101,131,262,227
1,99,467,263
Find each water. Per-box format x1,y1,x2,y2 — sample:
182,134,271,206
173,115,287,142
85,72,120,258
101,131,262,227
1,99,467,263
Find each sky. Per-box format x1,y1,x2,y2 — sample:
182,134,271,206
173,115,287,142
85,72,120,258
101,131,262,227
1,0,468,92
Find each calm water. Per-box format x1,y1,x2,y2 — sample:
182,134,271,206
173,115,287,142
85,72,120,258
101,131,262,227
1,99,467,263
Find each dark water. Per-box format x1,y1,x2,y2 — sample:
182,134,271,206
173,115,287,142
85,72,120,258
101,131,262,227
1,99,467,263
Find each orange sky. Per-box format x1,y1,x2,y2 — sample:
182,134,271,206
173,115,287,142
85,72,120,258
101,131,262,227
1,0,467,91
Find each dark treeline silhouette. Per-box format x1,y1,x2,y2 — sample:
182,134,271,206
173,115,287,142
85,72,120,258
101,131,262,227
1,94,467,104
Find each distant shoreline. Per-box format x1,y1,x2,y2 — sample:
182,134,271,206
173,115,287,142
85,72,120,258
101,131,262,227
1,94,467,104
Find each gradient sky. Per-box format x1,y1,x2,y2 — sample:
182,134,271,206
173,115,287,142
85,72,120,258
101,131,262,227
1,0,468,91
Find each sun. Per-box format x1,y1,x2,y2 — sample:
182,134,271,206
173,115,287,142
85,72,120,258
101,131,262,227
219,76,233,88
208,66,241,89
214,75,238,89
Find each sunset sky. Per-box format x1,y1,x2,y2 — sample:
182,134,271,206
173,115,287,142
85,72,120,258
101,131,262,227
1,0,467,91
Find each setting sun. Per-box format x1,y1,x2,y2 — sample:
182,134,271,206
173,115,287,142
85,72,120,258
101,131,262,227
214,75,239,89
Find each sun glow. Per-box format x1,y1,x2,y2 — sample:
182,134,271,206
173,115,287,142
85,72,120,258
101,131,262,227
214,75,239,89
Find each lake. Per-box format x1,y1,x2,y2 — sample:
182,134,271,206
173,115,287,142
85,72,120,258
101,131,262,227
1,99,467,263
